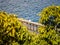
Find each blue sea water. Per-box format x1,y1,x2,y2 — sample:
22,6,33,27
0,0,60,22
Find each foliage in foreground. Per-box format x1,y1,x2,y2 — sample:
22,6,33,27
0,11,39,45
38,6,60,45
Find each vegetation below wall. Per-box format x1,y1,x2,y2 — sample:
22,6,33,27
38,6,60,45
0,11,38,45
0,6,60,45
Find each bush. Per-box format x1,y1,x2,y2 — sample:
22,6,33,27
0,11,36,45
38,6,60,45
0,11,43,45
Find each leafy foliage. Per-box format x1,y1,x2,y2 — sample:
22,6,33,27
38,6,60,27
38,6,60,45
0,11,38,45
